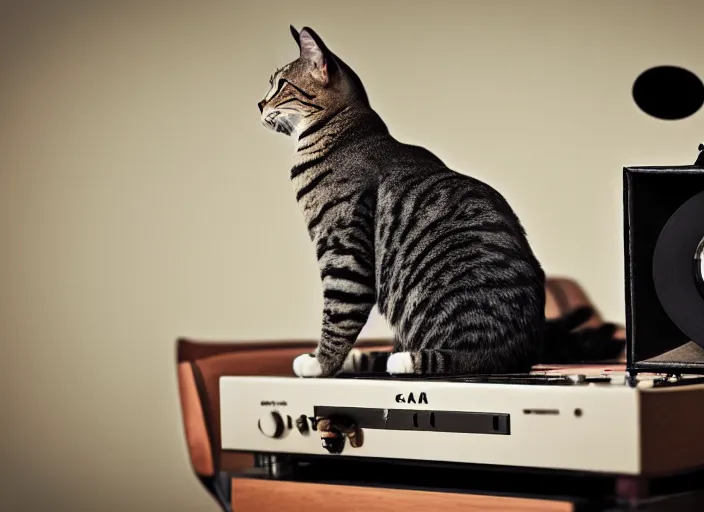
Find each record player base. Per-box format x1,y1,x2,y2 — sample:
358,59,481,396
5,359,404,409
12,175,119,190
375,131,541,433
231,478,573,512
226,459,704,512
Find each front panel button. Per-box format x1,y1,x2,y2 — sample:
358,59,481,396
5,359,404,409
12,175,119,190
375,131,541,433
258,411,285,438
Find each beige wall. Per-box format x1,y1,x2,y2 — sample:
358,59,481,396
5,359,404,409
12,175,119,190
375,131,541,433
1,0,702,510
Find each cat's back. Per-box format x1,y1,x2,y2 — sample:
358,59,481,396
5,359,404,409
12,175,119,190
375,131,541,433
373,140,544,333
375,140,523,229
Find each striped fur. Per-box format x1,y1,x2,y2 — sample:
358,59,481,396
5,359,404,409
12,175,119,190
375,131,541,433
259,26,615,377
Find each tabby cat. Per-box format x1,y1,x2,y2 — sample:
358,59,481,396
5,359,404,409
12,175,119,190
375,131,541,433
257,26,623,377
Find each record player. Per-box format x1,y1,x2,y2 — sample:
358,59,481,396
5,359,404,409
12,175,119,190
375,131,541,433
220,369,704,475
219,144,704,510
220,365,704,509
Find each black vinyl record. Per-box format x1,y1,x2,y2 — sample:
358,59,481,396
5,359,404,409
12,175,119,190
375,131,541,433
652,189,704,349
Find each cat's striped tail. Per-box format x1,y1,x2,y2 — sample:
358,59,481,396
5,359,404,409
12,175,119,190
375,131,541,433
341,306,625,376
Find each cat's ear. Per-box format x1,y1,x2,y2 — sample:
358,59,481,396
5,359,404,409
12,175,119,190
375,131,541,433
290,25,301,47
298,27,332,85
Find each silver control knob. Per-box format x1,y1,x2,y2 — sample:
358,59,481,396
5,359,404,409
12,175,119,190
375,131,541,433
258,411,285,438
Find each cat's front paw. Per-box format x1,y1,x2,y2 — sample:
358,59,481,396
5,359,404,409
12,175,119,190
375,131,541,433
386,352,414,374
293,353,324,378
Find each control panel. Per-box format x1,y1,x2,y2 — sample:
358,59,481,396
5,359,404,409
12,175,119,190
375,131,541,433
254,405,510,442
314,406,510,435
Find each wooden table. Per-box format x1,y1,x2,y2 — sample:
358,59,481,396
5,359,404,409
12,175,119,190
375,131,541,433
231,478,574,512
224,456,704,512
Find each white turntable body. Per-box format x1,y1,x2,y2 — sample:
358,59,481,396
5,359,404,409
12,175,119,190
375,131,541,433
219,372,704,476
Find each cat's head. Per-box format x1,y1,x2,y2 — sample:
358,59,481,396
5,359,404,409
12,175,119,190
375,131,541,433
258,26,369,138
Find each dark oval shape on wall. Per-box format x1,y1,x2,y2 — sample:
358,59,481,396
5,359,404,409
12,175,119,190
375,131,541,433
632,66,704,120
